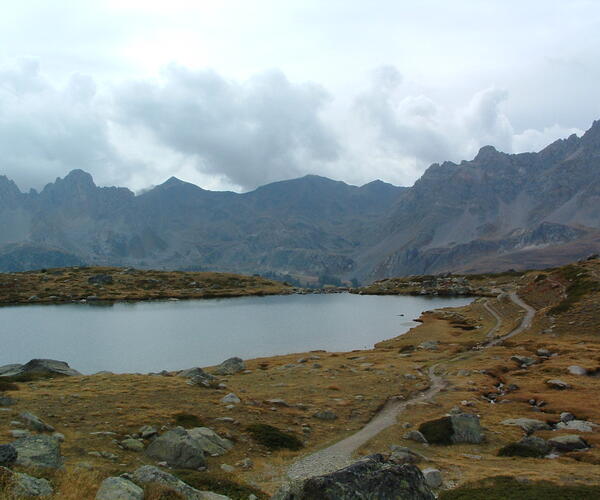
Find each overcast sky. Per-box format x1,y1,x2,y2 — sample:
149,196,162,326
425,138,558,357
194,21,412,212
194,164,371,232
1,0,599,193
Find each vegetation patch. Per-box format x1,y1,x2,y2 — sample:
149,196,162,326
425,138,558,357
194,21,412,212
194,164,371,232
497,443,546,458
175,470,268,500
246,424,303,451
172,413,203,428
0,380,19,391
418,417,454,445
439,476,600,500
549,266,599,314
144,483,186,500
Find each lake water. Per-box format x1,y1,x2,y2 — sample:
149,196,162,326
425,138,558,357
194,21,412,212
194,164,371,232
0,293,472,374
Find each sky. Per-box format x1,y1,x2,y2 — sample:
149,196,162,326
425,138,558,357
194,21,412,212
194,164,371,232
1,0,599,193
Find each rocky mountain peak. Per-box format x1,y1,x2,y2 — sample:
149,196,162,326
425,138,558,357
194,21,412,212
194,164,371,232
473,145,503,163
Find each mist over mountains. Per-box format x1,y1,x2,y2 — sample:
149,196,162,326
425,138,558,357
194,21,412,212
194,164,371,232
1,121,600,283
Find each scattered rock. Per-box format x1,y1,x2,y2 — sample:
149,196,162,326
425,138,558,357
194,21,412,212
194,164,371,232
265,399,290,407
389,445,425,464
220,463,235,473
180,367,219,388
145,427,206,469
88,274,113,285
213,357,245,376
548,434,590,452
313,410,338,421
419,414,484,445
139,425,158,439
12,435,62,468
498,436,551,458
272,454,435,500
511,355,536,367
536,349,552,357
546,379,571,390
404,430,428,444
556,420,596,432
20,411,55,432
422,468,443,488
187,427,233,456
0,444,17,467
96,476,144,500
0,466,54,497
568,365,588,376
419,341,439,351
9,430,30,439
501,418,551,433
0,359,81,378
221,393,241,404
560,412,575,423
130,465,230,499
0,396,15,406
121,438,145,452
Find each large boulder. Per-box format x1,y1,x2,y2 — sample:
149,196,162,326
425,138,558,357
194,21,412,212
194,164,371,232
419,414,484,445
0,444,17,467
548,434,590,452
130,465,230,499
187,428,233,456
498,436,551,458
272,454,435,500
145,427,206,469
0,466,53,497
12,435,62,468
179,368,218,388
95,476,144,500
212,357,245,376
0,359,80,378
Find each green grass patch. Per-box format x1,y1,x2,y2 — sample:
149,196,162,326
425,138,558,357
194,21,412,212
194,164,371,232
246,424,303,451
549,266,599,314
175,470,268,500
172,413,203,428
439,476,600,500
418,417,454,445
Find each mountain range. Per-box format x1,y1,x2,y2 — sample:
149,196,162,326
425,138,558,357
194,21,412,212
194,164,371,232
1,120,600,283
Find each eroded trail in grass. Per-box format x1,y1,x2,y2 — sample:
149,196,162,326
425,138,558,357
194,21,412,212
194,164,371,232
287,291,536,480
482,300,502,339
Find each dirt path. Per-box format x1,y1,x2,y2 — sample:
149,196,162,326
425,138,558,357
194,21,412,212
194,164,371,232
287,292,536,480
482,300,502,339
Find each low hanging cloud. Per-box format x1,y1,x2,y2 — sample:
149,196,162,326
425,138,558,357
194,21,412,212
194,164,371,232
113,65,340,190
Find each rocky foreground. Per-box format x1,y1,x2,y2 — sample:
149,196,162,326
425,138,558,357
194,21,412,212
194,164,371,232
1,258,600,498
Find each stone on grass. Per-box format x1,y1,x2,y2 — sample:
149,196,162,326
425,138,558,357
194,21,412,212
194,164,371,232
313,410,338,421
139,425,158,439
389,445,426,464
213,357,245,376
12,435,62,468
568,365,587,376
272,454,435,500
187,427,233,456
422,468,443,488
0,466,54,497
511,355,536,367
498,436,551,458
221,393,241,404
419,414,484,445
560,412,575,423
145,427,206,469
404,430,428,444
556,420,596,432
548,434,590,452
121,438,145,452
20,411,55,432
546,379,571,390
95,476,144,500
501,418,551,433
0,444,17,466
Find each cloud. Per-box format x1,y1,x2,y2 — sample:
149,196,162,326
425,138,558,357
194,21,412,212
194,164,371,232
113,65,340,190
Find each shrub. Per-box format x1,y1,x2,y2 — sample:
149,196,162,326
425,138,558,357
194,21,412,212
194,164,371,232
246,424,303,451
418,417,454,445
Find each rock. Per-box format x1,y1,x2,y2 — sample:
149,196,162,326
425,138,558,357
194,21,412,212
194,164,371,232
237,458,253,470
560,412,575,423
213,357,245,376
187,427,233,456
389,446,425,464
0,444,17,466
139,425,158,439
567,365,588,376
131,465,230,499
556,420,596,432
0,359,81,378
121,438,145,452
422,468,443,488
404,430,428,444
145,427,206,469
511,355,536,367
0,396,15,406
265,399,290,407
20,411,55,432
498,436,551,458
0,364,23,376
419,414,484,445
418,340,439,351
12,435,62,468
180,367,218,388
501,418,551,433
9,430,30,439
221,393,241,404
536,349,552,357
546,379,571,390
88,274,113,285
220,463,235,473
0,466,54,497
548,434,590,452
96,477,144,500
272,454,435,500
313,410,338,421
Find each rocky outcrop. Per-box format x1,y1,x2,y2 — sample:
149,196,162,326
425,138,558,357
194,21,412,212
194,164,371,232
95,477,144,500
418,414,484,445
0,359,81,378
19,411,55,432
11,435,62,468
213,357,245,376
145,427,207,469
0,444,17,467
0,466,54,497
272,454,435,500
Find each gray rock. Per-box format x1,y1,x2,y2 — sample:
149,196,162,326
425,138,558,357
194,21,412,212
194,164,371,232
265,399,290,407
145,427,206,469
0,359,81,378
560,412,575,423
0,444,17,466
131,465,230,499
422,468,443,488
404,430,428,444
419,340,439,351
187,427,233,456
0,395,15,406
501,418,551,433
556,420,596,432
52,432,65,442
548,434,590,452
213,357,245,376
9,430,30,439
499,436,551,457
139,425,158,439
20,411,55,432
220,463,235,473
389,446,425,464
567,365,588,376
313,410,338,421
0,466,54,497
511,355,536,367
88,274,114,285
272,454,435,500
419,413,484,445
180,367,218,388
536,349,552,357
96,477,144,500
12,435,62,468
221,393,241,404
0,364,23,376
546,379,571,390
121,438,145,452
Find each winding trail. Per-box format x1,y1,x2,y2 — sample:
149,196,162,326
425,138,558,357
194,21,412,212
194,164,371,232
287,291,536,480
482,300,502,339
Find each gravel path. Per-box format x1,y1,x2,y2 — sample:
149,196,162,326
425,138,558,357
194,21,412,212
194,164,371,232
287,291,536,480
482,300,502,339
